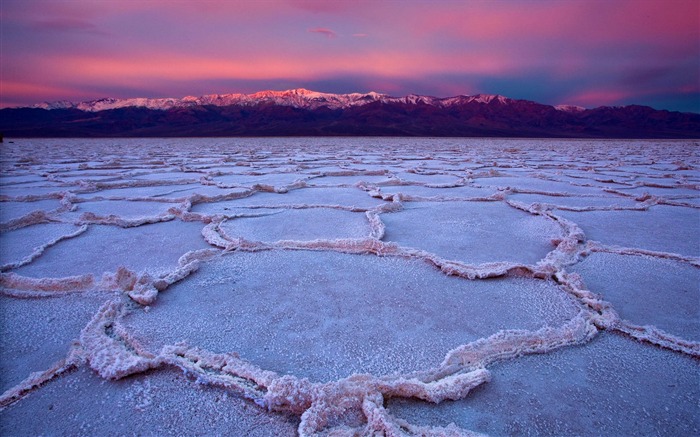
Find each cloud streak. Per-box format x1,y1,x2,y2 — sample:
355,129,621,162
31,18,108,35
308,27,337,38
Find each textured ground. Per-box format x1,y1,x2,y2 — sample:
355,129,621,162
1,138,698,436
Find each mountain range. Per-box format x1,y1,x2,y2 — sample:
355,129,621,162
2,88,698,138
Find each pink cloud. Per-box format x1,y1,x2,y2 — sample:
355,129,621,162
561,78,700,109
308,27,337,38
288,0,356,14
0,80,97,108
362,79,404,94
413,0,698,44
562,89,637,108
35,48,501,83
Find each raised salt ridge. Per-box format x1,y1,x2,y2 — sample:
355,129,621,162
1,138,698,436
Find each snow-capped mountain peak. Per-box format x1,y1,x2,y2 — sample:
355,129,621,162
30,88,580,113
468,94,509,104
554,104,586,113
31,89,396,112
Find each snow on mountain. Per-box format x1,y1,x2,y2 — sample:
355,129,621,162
464,94,510,105
554,104,586,113
31,88,552,113
436,94,513,107
33,100,78,110
32,89,390,112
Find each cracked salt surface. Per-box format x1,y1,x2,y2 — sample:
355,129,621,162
508,192,640,209
381,201,562,265
12,221,210,279
218,208,370,241
66,199,178,220
0,199,64,223
556,205,699,256
0,291,117,393
379,184,496,200
0,138,698,436
79,183,217,199
0,367,299,437
387,333,699,436
0,223,84,269
122,250,579,383
570,253,699,341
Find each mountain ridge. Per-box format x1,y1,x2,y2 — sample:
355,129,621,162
30,88,539,112
3,88,699,138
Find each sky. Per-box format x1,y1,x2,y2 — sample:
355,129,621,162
1,0,698,112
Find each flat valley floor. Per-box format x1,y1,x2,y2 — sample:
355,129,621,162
0,138,698,436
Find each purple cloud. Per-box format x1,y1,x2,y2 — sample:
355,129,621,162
32,18,107,36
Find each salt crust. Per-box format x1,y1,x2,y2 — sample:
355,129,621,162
1,138,698,435
3,296,584,435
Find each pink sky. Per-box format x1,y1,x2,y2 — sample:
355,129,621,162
1,0,698,112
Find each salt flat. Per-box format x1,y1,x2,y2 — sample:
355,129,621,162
1,138,698,436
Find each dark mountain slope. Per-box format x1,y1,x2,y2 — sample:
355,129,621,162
2,98,698,138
